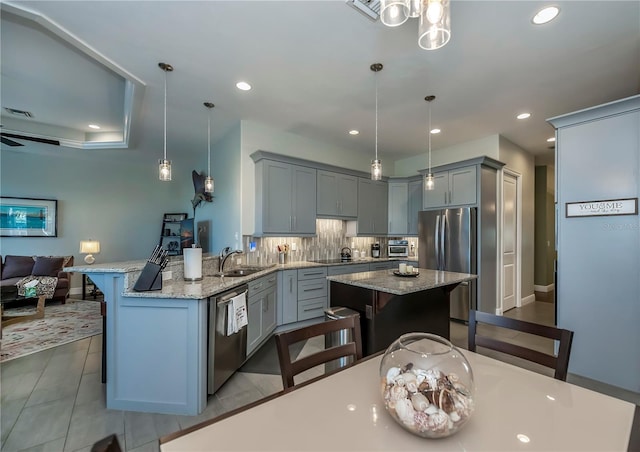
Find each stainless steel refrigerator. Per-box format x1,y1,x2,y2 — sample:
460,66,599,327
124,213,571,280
418,208,476,322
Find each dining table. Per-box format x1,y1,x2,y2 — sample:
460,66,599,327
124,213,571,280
160,350,638,451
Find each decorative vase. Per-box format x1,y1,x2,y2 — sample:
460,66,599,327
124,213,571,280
379,333,475,438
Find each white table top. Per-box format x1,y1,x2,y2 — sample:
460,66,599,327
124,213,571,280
161,351,636,451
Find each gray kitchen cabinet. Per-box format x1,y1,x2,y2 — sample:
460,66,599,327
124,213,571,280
347,178,388,236
254,159,317,236
327,263,370,276
317,170,358,218
369,261,396,271
246,274,277,355
297,267,328,321
277,269,298,325
388,182,409,235
407,179,423,236
423,165,476,209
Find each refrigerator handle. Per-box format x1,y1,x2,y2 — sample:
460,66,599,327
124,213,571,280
440,214,447,270
435,214,441,269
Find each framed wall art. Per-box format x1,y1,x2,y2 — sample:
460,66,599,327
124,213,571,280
0,197,57,237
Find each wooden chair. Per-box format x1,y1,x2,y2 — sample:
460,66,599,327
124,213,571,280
275,315,363,390
468,310,574,381
91,434,121,452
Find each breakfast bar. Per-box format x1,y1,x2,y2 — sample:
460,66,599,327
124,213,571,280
327,269,477,355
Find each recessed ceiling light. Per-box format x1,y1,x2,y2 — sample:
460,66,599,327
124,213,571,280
88,124,100,129
517,113,531,120
517,434,531,443
547,137,556,142
532,6,560,25
430,128,441,134
349,130,359,135
236,81,252,91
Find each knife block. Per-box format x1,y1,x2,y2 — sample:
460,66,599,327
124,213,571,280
133,262,163,291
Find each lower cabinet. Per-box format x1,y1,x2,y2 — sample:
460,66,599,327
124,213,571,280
297,267,328,321
277,269,298,325
247,274,277,356
369,261,397,271
277,267,328,325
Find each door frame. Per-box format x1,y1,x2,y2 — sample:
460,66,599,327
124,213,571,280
497,168,522,314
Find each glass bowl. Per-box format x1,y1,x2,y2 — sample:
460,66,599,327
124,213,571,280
379,333,475,438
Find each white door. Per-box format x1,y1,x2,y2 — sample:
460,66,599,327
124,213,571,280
502,173,518,312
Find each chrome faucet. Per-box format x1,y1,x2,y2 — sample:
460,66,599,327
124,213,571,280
219,247,243,273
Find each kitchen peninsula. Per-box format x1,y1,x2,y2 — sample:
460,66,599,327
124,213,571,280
65,258,473,416
328,269,477,355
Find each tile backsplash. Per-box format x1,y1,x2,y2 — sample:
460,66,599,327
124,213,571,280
242,219,418,266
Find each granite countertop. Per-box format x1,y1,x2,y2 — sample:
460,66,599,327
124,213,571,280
326,268,477,296
65,257,422,299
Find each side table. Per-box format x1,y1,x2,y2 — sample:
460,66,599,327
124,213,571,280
82,274,103,300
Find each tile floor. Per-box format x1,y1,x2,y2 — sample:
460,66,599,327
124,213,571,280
1,301,638,451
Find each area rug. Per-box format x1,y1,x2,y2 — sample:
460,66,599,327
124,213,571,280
239,335,306,375
0,299,102,363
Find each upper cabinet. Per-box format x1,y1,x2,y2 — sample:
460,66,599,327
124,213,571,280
420,158,505,211
347,178,388,236
423,165,477,209
388,182,408,236
387,177,423,236
407,179,423,236
254,159,317,236
316,170,358,219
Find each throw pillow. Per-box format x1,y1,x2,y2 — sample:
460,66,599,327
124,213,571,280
32,257,65,277
2,255,35,280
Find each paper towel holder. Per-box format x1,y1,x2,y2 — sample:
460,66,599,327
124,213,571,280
184,244,203,281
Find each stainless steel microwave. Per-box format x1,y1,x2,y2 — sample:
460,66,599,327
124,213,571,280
388,239,409,257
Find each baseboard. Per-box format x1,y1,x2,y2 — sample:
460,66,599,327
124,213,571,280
69,287,82,296
521,294,536,306
534,283,555,293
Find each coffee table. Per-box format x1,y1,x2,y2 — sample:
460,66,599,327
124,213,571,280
0,286,46,337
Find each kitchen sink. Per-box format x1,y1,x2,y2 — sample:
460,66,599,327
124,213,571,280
223,269,261,277
216,265,274,278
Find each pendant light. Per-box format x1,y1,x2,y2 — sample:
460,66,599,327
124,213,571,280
370,63,383,181
158,62,173,181
418,0,451,50
425,95,436,191
380,0,409,27
203,102,215,193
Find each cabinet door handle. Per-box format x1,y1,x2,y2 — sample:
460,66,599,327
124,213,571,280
289,278,293,292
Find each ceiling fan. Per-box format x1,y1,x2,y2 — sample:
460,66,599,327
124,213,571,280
0,131,60,147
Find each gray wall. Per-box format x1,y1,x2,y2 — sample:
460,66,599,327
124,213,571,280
534,165,555,287
1,145,200,289
551,95,639,393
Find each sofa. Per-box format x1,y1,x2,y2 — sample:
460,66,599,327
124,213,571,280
0,255,74,303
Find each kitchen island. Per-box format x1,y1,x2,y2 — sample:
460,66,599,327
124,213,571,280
327,269,477,355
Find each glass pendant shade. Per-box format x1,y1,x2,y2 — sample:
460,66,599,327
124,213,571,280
204,176,214,193
380,0,410,27
418,0,451,50
407,0,421,17
371,159,383,181
425,173,435,190
159,159,172,181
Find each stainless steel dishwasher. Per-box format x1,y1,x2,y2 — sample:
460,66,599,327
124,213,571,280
208,284,248,394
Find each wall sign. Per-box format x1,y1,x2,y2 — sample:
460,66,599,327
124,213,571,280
566,198,638,218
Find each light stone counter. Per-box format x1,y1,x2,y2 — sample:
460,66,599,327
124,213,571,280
66,257,418,299
326,268,477,296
